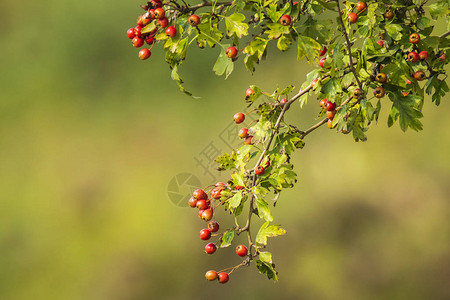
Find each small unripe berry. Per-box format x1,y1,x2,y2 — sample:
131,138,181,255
373,86,386,98
205,270,218,281
409,33,420,44
226,46,238,59
376,73,387,83
200,229,212,240
236,244,248,257
188,14,200,26
218,272,229,283
233,112,245,124
238,128,249,138
205,242,217,254
280,15,291,26
327,119,335,129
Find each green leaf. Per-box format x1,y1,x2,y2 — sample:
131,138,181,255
390,93,423,132
259,251,273,263
256,222,286,245
265,23,290,39
228,191,243,208
215,151,237,170
385,24,403,41
256,259,278,281
224,13,249,38
213,46,234,78
255,197,273,222
221,230,235,248
231,172,246,187
297,35,321,63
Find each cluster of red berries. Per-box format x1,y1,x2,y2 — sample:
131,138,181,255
234,91,255,145
126,1,201,60
189,186,249,284
347,1,367,23
320,99,337,129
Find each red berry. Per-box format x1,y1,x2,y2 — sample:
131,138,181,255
408,51,419,62
385,10,394,19
200,229,211,240
375,72,387,83
205,270,218,281
414,70,426,81
255,165,265,176
208,221,220,232
158,17,169,28
150,0,163,8
154,8,165,20
196,200,208,210
226,46,238,59
326,101,336,111
188,197,197,208
348,12,358,23
127,28,136,39
138,48,151,60
376,40,384,47
142,15,152,26
326,110,336,120
440,54,445,61
218,272,229,283
147,9,155,19
198,209,205,218
211,187,223,200
352,88,362,99
205,242,217,254
244,136,253,145
193,189,207,200
145,36,155,45
134,26,143,37
319,98,328,108
188,14,200,26
419,51,429,61
319,46,327,57
166,26,177,38
202,208,214,221
238,128,249,138
137,15,144,26
319,57,326,68
373,86,385,98
233,112,245,124
356,2,367,12
215,182,226,187
409,33,420,44
132,36,144,48
236,244,248,257
280,98,288,105
406,79,412,85
246,88,254,97
280,15,291,26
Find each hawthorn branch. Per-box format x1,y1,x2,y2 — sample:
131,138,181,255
335,0,363,90
173,0,233,14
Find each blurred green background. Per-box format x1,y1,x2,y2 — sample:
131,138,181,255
1,1,450,299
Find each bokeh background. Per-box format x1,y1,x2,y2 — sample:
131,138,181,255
1,1,449,299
